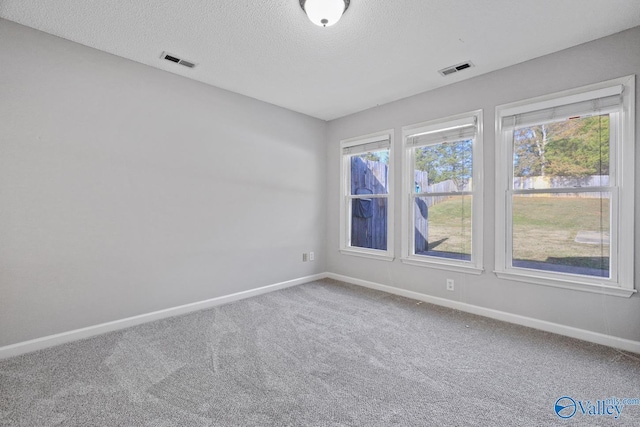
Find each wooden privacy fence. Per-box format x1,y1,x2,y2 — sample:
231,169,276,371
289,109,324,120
351,161,608,253
414,171,471,206
412,171,471,253
513,175,609,197
349,160,466,252
351,160,470,252
350,158,388,250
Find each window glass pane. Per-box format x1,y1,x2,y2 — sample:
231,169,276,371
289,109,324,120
414,195,472,261
349,150,389,195
512,193,610,277
513,115,610,189
414,139,473,190
351,197,387,250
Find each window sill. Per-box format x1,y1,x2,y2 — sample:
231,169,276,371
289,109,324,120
340,248,394,262
401,257,484,275
495,269,636,298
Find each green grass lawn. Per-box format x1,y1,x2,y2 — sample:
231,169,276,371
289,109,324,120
423,196,609,271
420,196,472,256
511,195,609,270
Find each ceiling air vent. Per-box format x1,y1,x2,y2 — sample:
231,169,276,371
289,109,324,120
438,61,474,77
161,52,197,69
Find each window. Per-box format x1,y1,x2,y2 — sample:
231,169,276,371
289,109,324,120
340,130,394,260
495,76,635,297
401,111,483,273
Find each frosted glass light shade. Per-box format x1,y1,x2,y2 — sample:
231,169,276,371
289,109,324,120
300,0,349,27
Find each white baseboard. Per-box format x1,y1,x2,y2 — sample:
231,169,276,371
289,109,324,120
0,273,326,360
326,272,640,354
3,271,638,359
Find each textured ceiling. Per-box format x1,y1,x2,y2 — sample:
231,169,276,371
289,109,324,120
1,0,639,120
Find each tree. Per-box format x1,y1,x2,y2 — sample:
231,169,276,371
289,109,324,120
545,115,609,177
415,145,439,183
513,115,609,178
361,152,380,162
513,125,549,177
414,139,473,190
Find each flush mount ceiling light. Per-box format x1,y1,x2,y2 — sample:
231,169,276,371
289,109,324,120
300,0,350,27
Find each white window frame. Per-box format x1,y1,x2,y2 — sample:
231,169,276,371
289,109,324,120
339,129,394,261
495,76,635,297
401,110,484,274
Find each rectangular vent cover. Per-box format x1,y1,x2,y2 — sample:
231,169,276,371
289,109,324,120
438,61,474,77
161,52,197,69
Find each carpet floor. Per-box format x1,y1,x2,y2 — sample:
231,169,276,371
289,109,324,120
1,279,639,426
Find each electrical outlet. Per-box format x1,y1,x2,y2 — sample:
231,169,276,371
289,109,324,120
302,253,308,262
446,279,454,291
309,251,315,261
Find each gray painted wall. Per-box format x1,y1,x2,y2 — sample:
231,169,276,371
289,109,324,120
2,16,639,349
0,19,327,347
326,27,640,342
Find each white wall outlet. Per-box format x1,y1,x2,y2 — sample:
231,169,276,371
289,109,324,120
309,251,315,261
302,253,308,262
446,279,455,291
